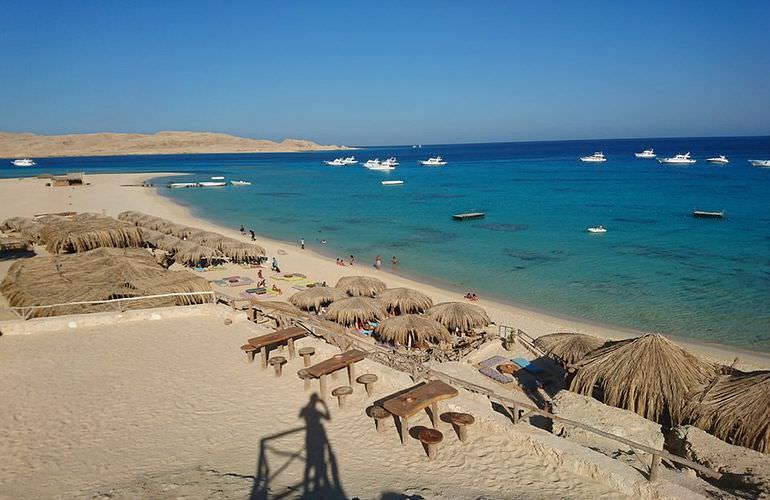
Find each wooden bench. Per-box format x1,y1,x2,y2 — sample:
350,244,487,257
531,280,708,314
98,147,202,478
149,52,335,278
247,326,306,368
305,349,367,401
382,380,458,445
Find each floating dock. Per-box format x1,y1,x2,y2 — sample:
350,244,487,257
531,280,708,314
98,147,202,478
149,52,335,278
692,210,724,219
452,212,485,221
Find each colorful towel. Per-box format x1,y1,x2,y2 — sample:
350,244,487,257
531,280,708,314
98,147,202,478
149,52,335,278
479,355,510,368
512,357,544,373
479,366,515,384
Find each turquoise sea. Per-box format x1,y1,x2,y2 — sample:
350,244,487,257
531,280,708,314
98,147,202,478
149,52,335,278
2,137,769,350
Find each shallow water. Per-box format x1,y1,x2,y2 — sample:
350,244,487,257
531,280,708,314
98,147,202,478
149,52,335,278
2,136,769,349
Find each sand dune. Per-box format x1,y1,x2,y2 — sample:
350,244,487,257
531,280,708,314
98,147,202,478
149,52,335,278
0,131,349,158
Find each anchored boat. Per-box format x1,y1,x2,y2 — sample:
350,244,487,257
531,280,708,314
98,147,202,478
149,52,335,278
692,210,724,219
453,212,485,221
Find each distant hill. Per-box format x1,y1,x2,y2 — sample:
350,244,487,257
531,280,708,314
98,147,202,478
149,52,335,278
0,131,349,158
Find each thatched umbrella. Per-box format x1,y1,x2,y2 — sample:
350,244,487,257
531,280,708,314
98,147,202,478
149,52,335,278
570,333,718,425
215,238,266,262
681,370,770,453
335,275,387,297
1,217,43,242
173,242,224,267
39,215,145,254
325,297,386,326
426,302,490,333
376,287,433,315
374,314,451,349
534,332,606,365
250,300,304,328
289,287,347,312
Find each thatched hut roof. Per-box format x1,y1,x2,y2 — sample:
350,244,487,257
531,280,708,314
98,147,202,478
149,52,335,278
117,210,143,223
289,287,347,311
174,242,224,267
0,235,33,252
426,302,490,332
215,238,266,261
1,217,43,242
335,275,387,297
374,314,451,348
570,334,718,425
325,297,386,326
250,300,304,328
681,370,770,453
376,287,433,315
39,214,145,254
534,332,606,365
0,247,212,318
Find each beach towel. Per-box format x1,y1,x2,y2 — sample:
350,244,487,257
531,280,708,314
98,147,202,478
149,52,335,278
512,357,544,373
211,276,254,287
479,355,510,369
479,366,516,384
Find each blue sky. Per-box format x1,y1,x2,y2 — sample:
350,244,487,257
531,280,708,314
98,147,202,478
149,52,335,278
1,0,769,145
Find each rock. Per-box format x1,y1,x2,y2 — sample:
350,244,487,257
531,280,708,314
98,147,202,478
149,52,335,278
668,425,770,497
551,390,663,463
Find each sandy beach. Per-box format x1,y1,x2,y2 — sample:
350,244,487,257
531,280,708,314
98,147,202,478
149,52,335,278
0,173,766,499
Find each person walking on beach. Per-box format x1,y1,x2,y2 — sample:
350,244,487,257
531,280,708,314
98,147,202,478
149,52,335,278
300,238,305,250
374,255,382,269
349,255,355,266
271,257,281,273
249,230,256,241
239,224,245,236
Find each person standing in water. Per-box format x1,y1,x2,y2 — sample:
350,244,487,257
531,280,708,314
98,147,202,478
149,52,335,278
349,255,355,266
375,255,382,269
391,255,399,268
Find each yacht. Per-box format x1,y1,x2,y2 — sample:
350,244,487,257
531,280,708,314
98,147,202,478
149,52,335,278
580,152,607,163
658,152,696,165
364,159,396,171
230,180,252,186
324,158,346,166
706,155,729,164
382,157,399,167
342,156,358,165
381,180,404,186
749,159,770,168
635,148,656,159
419,156,447,166
11,158,36,167
587,225,607,234
198,181,227,187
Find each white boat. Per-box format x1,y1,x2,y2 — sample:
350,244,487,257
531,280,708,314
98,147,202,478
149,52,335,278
658,152,696,165
342,156,358,165
587,226,607,233
419,156,447,166
580,152,607,163
198,181,226,187
211,176,225,180
324,158,346,166
706,155,729,164
364,159,396,171
382,157,399,167
11,158,35,167
168,182,198,189
749,159,770,168
230,180,251,186
381,180,404,186
635,148,656,159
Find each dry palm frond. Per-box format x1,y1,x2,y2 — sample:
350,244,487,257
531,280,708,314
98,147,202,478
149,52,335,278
570,333,718,425
534,332,606,365
214,238,265,261
376,287,433,315
426,301,490,332
325,296,386,326
682,370,770,453
0,235,33,252
374,314,451,348
289,287,347,311
173,242,224,267
249,300,304,328
39,215,145,254
335,275,387,297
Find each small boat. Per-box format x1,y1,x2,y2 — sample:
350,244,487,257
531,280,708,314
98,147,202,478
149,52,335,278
230,180,251,186
324,158,346,166
342,156,358,165
635,148,656,159
587,226,607,233
580,152,607,163
382,157,399,167
364,159,396,171
453,212,485,221
11,158,36,167
198,181,227,187
706,155,729,164
749,159,770,168
419,156,447,166
168,182,198,189
381,180,404,186
692,210,724,219
658,152,696,165
211,176,225,180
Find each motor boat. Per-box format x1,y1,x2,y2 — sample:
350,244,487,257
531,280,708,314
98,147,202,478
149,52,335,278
168,182,198,188
364,159,396,171
381,180,404,186
382,157,399,167
11,158,35,167
635,148,656,159
658,152,696,165
749,159,770,168
706,155,729,164
341,156,358,165
324,158,346,166
211,176,225,180
198,181,227,187
580,152,607,163
587,226,607,233
419,156,447,166
230,180,251,186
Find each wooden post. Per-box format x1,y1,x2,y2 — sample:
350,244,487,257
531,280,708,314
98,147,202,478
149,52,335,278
430,402,439,428
347,362,356,386
400,416,409,446
649,454,661,482
260,348,268,369
319,375,327,402
512,404,520,424
287,338,296,359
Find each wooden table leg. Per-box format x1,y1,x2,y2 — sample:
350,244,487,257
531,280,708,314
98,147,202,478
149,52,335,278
260,347,268,369
287,338,296,359
430,402,439,428
400,416,409,446
347,362,356,386
319,374,327,402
